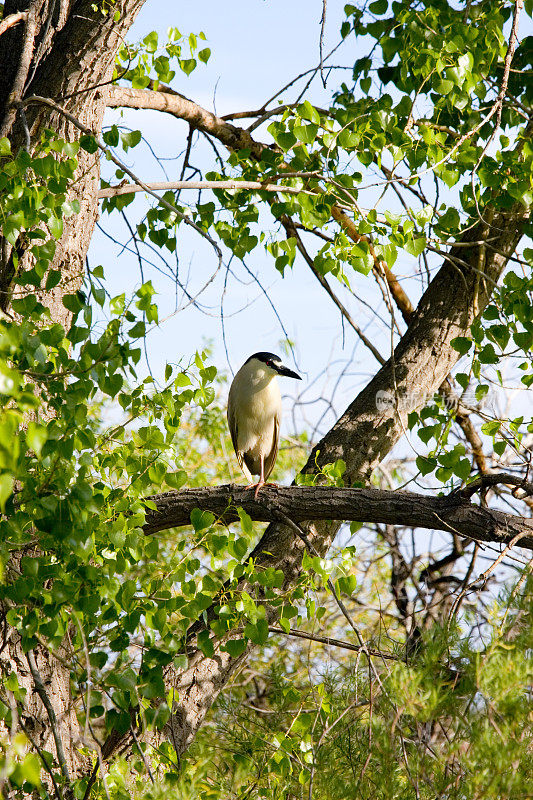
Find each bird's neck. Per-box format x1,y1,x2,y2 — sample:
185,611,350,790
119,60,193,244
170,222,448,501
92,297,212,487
249,369,277,391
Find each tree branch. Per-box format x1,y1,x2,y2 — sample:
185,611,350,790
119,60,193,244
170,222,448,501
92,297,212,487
267,626,402,661
0,11,28,39
142,483,533,551
98,179,304,199
23,95,223,267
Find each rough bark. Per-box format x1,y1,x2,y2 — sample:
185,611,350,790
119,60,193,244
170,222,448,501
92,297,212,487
143,484,533,550
0,0,147,781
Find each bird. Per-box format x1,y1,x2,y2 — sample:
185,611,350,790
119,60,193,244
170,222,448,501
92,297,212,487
227,352,301,498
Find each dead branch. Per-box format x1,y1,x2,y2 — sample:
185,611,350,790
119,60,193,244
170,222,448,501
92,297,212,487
98,179,304,199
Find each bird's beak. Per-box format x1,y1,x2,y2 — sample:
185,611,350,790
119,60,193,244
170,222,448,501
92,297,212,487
276,364,302,380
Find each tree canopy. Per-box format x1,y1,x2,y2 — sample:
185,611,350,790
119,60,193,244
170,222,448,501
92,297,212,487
0,0,531,798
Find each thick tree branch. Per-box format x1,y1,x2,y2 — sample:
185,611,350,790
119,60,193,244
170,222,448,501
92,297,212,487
159,192,529,757
143,484,533,551
106,84,267,158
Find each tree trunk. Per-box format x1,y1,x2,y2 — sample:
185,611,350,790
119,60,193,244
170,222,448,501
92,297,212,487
0,0,146,780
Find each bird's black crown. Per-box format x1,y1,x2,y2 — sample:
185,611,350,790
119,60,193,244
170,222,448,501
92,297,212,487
245,351,282,366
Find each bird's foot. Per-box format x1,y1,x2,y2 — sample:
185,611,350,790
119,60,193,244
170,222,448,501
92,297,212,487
243,480,265,500
244,480,279,499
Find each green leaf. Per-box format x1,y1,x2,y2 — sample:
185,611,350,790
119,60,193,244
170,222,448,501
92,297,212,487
244,618,269,645
300,101,320,125
143,30,159,52
18,753,41,787
222,638,247,657
416,456,437,476
514,331,533,351
293,123,318,144
0,474,14,511
26,423,47,456
48,215,63,240
451,337,472,356
481,420,501,436
478,343,498,364
180,58,197,76
405,236,426,257
197,630,215,657
237,507,253,536
80,135,98,153
121,130,142,151
190,508,215,531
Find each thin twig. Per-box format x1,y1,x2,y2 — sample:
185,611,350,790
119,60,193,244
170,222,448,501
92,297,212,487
450,531,532,617
280,215,385,365
18,715,63,800
319,0,328,89
268,625,401,661
98,179,305,199
261,500,389,687
130,726,155,784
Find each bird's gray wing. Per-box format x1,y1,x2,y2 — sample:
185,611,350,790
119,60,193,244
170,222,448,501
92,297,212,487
263,411,280,481
227,402,252,480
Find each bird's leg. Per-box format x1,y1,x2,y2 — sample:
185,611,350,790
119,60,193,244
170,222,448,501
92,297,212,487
244,457,266,498
254,455,266,499
245,457,277,498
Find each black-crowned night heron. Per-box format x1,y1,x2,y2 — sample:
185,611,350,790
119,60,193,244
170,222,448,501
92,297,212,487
227,352,301,498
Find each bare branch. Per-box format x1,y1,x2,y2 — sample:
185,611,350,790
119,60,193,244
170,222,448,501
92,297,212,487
98,179,305,199
268,626,402,661
455,471,533,499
